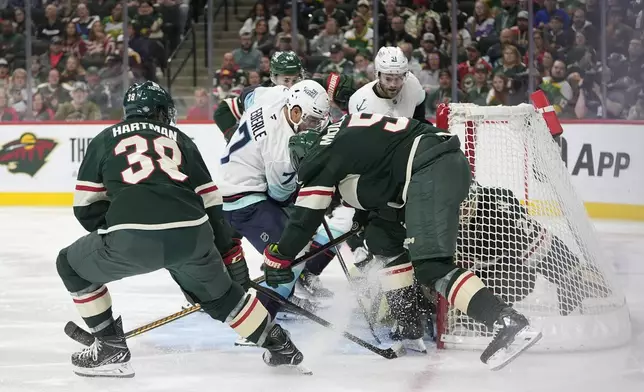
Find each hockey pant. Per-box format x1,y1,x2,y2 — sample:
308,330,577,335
366,136,506,328
223,199,353,311
56,222,272,344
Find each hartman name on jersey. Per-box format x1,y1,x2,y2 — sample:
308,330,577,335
111,121,179,141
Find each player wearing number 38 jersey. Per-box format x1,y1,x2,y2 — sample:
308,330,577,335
56,81,305,378
263,113,542,370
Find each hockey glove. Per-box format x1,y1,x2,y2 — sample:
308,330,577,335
222,239,250,290
325,73,355,111
263,244,295,288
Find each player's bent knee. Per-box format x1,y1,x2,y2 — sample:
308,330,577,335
55,248,72,278
411,256,455,286
200,282,246,322
56,248,88,292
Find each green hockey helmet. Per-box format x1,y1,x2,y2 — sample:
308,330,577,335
288,130,321,171
270,51,303,87
123,81,177,125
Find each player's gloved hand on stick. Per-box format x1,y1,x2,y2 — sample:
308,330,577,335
222,239,250,290
263,244,295,288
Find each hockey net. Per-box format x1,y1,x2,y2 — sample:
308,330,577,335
435,102,631,351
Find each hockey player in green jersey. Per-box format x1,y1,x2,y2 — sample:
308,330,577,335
262,113,542,370
56,81,306,378
214,51,357,141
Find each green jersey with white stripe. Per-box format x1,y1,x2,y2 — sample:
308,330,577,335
73,119,234,254
277,113,449,257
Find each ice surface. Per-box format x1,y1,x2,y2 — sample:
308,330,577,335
0,208,642,392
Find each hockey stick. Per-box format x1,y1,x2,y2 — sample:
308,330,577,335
321,219,382,345
250,280,398,359
64,224,362,346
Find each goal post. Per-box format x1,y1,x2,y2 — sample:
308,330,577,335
434,102,632,352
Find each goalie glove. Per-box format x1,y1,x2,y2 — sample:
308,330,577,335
222,239,250,290
263,244,295,288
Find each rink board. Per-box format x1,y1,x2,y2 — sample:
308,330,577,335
0,120,643,220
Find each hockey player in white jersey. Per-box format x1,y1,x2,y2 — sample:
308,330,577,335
349,46,427,120
217,81,352,330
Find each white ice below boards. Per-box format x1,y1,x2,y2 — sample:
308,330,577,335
0,208,643,392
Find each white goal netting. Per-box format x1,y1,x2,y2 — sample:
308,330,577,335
437,103,631,351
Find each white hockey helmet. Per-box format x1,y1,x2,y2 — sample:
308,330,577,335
286,80,330,133
375,46,409,75
375,46,408,98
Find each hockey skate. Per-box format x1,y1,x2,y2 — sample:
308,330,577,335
297,269,334,298
262,324,311,375
480,307,542,371
389,319,428,355
71,317,134,378
234,336,258,347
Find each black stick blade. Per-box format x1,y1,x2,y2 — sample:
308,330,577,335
64,321,94,346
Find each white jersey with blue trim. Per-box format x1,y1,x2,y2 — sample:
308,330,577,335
243,85,290,113
217,95,296,211
348,72,425,117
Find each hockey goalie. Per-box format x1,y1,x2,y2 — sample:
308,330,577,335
351,180,613,344
456,182,612,318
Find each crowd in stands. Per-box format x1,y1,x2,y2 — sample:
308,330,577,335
206,0,644,122
0,0,191,121
1,1,643,122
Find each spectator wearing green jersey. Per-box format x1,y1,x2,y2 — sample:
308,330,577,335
343,14,373,59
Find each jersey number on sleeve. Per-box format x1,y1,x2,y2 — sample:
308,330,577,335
221,123,251,164
114,135,187,184
347,113,410,132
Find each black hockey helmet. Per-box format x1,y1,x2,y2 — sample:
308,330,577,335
122,81,177,125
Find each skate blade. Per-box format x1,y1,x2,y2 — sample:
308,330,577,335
487,327,543,371
234,338,258,347
404,337,428,354
275,312,308,321
73,362,135,378
294,364,313,375
390,342,407,357
270,364,314,375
